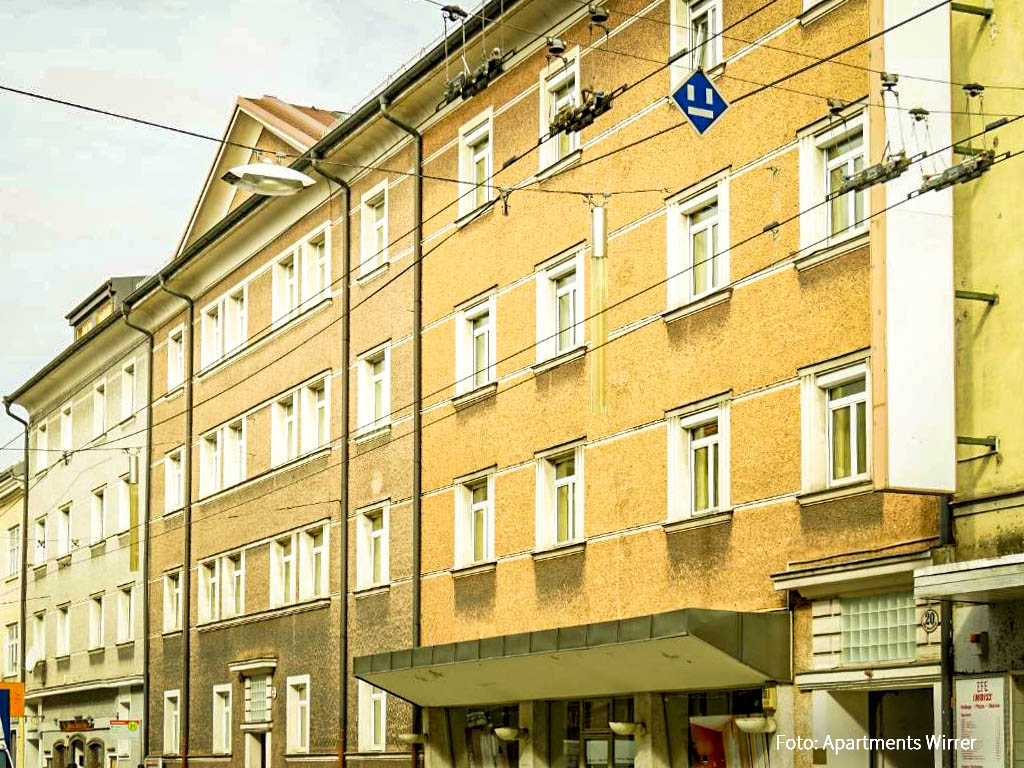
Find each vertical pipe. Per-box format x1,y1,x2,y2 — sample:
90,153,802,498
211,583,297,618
590,198,608,415
311,158,351,768
158,277,194,768
378,96,423,760
2,400,28,690
939,494,954,768
122,306,154,758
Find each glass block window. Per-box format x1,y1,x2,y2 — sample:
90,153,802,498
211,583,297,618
245,674,271,723
840,591,915,665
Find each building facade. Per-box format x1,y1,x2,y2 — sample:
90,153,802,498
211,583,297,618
0,462,25,767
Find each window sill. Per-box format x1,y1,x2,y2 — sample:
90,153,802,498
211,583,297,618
532,345,586,375
794,231,868,272
55,654,70,663
452,382,497,410
88,646,105,656
532,541,586,562
452,560,497,579
162,628,183,637
353,584,390,598
353,423,392,445
32,563,47,575
164,507,184,519
163,384,184,402
662,286,732,324
198,597,329,633
455,200,496,229
115,640,135,650
356,262,390,286
663,509,733,534
240,722,272,733
3,574,16,585
56,554,72,568
537,148,583,182
117,530,131,547
115,414,137,430
90,540,106,556
797,479,873,507
799,0,853,25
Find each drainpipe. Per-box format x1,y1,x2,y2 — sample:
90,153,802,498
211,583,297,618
122,305,154,758
158,276,194,768
311,156,351,768
2,399,29,690
378,96,423,756
939,494,954,768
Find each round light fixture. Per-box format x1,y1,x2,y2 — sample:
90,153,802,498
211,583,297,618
609,722,645,737
734,716,777,734
222,162,317,196
397,732,428,745
493,727,528,742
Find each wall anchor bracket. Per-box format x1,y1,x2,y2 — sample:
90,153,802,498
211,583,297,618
955,289,998,305
957,435,998,449
951,2,993,18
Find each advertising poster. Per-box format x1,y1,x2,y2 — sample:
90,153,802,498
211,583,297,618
956,676,1005,768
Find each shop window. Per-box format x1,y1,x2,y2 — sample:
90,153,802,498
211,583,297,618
549,698,635,768
459,705,520,768
664,690,769,768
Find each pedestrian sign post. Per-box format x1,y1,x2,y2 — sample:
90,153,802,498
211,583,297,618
670,70,729,136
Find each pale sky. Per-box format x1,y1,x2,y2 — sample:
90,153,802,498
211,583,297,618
0,0,440,444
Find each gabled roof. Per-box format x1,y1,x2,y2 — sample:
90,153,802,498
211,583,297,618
174,95,344,256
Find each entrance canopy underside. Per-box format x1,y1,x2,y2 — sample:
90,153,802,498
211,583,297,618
916,552,1024,602
353,608,790,707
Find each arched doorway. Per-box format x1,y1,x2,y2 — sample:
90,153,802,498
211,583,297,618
68,738,85,768
86,741,104,768
51,742,67,768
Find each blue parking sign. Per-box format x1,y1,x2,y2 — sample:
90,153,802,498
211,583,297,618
671,70,730,136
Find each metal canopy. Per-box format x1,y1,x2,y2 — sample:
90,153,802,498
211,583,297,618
916,553,1024,603
353,608,790,707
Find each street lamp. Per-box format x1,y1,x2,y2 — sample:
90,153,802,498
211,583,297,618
222,159,316,197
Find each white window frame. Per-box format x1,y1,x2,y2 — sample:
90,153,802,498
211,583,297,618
167,325,185,391
59,403,72,452
539,48,581,170
57,504,71,558
535,444,585,550
163,570,183,633
33,517,45,566
32,611,44,661
117,585,134,644
121,361,136,422
535,250,585,363
270,534,298,607
358,680,386,752
90,486,106,544
301,378,330,453
164,690,181,755
824,370,870,487
455,296,497,395
272,392,299,466
88,593,104,650
272,249,301,325
360,181,389,276
200,429,223,498
299,523,329,600
213,684,233,755
223,419,246,488
356,344,391,435
7,525,19,578
56,604,70,657
286,674,311,754
356,503,389,590
799,354,871,493
117,476,131,533
454,470,495,568
201,288,248,370
165,447,185,514
198,558,221,624
666,175,730,309
35,423,47,473
670,0,723,80
222,551,245,619
667,397,731,521
301,225,332,306
458,109,494,217
5,623,18,677
92,380,106,438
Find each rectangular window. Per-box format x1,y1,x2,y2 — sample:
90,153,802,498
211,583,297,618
200,430,222,497
539,50,581,169
299,525,328,600
360,182,389,275
223,552,245,618
459,112,494,216
89,594,104,649
456,297,497,396
163,570,182,632
301,379,330,453
825,130,867,238
213,685,232,754
359,680,387,752
165,448,184,513
121,362,136,421
164,691,180,754
32,611,44,662
302,231,331,304
90,487,106,544
167,326,185,390
688,0,721,70
117,585,133,643
202,304,223,367
225,288,247,354
92,381,106,437
5,623,18,677
666,176,730,309
60,403,72,452
668,400,731,521
273,392,299,465
117,476,131,533
800,357,870,493
827,376,868,484
57,505,71,558
356,505,388,590
357,346,390,434
199,559,221,623
536,252,584,363
56,605,70,657
245,674,271,723
840,591,915,664
273,250,300,324
287,675,311,754
536,446,584,549
7,525,19,578
456,474,495,568
271,535,297,606
223,419,246,488
33,518,45,566
35,423,47,473
202,290,247,368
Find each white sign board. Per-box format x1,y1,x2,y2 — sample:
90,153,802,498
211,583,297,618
956,676,1005,768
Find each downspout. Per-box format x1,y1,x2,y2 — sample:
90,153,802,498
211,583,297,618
311,157,351,768
2,400,29,689
939,494,954,768
378,97,423,753
122,305,154,758
158,276,194,768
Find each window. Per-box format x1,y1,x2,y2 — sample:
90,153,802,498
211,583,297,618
299,525,328,600
167,325,185,391
840,591,915,664
117,476,131,533
223,553,245,618
536,446,584,550
668,399,731,521
92,381,106,437
272,392,299,465
536,252,584,363
223,419,246,488
33,518,45,566
31,612,44,662
244,674,272,724
274,250,300,323
302,231,331,305
199,417,247,496
200,430,222,497
165,448,184,513
35,423,47,473
202,289,247,368
57,505,71,558
356,504,388,590
455,473,494,568
60,403,72,452
121,362,136,421
7,525,19,577
358,680,386,752
89,594,104,649
360,181,389,275
357,346,390,434
213,685,232,754
287,675,310,754
5,623,18,677
455,297,496,395
688,0,722,70
271,535,297,606
666,176,730,309
164,691,181,754
56,605,70,657
117,585,133,643
199,559,221,623
301,379,330,453
459,111,494,216
800,357,870,493
826,131,866,239
163,570,182,632
539,50,581,169
90,487,106,544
